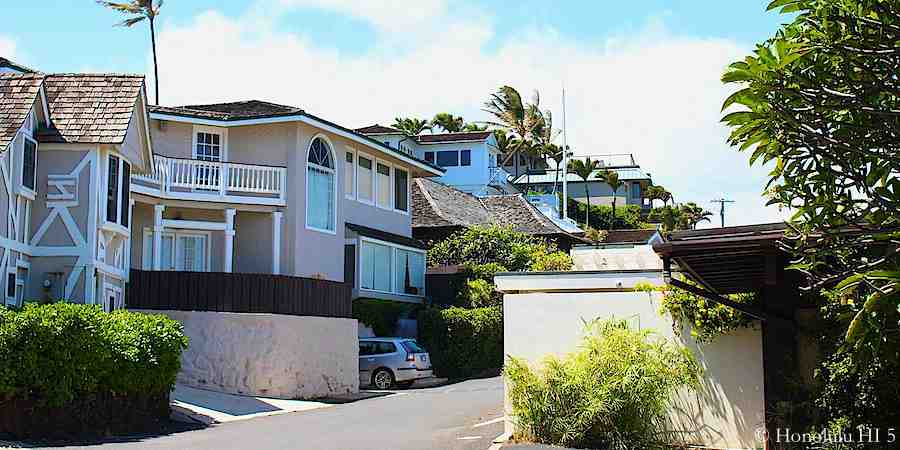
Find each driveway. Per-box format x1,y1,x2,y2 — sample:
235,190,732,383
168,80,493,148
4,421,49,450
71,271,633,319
33,377,504,450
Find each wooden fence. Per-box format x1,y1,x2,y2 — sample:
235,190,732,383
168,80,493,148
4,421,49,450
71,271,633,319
126,269,352,318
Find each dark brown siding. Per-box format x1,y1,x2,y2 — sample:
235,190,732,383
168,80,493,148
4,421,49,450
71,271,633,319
126,270,352,318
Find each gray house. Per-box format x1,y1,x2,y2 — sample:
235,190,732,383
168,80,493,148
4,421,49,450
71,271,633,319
134,101,443,304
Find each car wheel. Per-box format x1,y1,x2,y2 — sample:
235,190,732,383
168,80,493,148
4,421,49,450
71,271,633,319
395,380,414,388
372,368,394,390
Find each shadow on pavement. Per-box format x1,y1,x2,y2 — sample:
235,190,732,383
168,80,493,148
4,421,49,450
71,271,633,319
0,419,207,448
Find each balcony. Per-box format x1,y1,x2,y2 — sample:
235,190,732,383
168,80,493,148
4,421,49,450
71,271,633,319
132,154,287,206
488,166,512,186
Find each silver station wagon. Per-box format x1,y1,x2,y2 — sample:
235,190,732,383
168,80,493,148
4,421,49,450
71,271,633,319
359,338,433,389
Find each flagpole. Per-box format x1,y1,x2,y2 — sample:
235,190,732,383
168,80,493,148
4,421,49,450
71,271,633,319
561,87,569,221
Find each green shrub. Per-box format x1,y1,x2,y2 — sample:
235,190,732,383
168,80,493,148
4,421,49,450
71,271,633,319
505,319,700,449
353,298,415,337
528,249,573,272
0,303,187,407
460,279,499,308
565,198,647,230
428,225,562,271
659,281,759,343
417,306,502,379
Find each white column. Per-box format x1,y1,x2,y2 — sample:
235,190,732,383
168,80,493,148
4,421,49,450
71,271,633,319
152,204,164,270
271,211,282,275
224,208,236,273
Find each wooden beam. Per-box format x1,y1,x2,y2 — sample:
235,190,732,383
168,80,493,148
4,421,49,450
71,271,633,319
668,278,768,322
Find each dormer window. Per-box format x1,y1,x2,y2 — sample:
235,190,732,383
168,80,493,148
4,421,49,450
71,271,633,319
22,136,36,191
106,155,131,227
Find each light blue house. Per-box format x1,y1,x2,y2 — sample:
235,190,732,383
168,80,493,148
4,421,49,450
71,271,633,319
357,125,517,196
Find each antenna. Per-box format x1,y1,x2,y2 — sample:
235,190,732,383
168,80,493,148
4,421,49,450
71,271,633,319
710,198,735,227
561,87,569,221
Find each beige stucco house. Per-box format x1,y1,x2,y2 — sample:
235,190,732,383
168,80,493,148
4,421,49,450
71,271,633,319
133,101,443,304
0,70,153,309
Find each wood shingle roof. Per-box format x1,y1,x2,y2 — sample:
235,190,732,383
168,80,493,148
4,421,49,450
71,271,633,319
0,73,43,152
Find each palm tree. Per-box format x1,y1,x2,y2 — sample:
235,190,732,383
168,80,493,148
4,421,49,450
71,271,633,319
463,123,488,132
596,169,624,230
567,157,601,228
431,113,465,133
392,117,431,136
99,0,163,104
680,202,713,230
483,86,542,178
659,189,673,207
645,185,666,208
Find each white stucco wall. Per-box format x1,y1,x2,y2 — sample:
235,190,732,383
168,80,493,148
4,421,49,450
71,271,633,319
497,273,765,450
135,310,359,399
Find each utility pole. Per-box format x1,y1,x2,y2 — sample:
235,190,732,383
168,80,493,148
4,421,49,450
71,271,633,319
561,87,569,221
711,198,735,227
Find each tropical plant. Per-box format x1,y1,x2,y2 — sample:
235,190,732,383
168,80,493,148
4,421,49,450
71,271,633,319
721,0,900,350
645,185,668,209
392,117,431,136
567,157,601,228
647,206,682,234
463,122,488,132
679,202,713,230
505,319,700,449
659,280,760,344
596,169,624,230
428,225,566,272
98,0,163,104
483,86,544,177
431,113,465,133
565,199,647,231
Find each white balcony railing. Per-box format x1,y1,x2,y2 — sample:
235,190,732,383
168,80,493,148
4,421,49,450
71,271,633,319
488,166,512,186
133,154,287,205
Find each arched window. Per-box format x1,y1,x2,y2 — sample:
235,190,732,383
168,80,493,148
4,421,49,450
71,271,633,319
306,136,335,232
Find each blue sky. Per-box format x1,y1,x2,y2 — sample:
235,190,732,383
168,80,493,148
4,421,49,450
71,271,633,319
1,1,793,226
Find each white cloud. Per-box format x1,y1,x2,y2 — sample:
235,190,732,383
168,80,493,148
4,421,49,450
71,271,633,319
0,35,18,59
154,5,788,226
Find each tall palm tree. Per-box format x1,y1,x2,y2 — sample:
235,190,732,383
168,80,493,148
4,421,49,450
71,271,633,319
597,169,624,230
392,117,431,137
483,86,542,178
567,157,600,228
431,113,465,133
99,0,163,104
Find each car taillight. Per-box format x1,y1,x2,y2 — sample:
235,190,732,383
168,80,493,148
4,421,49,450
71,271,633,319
406,353,415,362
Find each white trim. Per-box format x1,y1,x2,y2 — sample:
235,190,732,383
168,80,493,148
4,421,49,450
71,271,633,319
355,151,375,206
191,125,228,162
224,209,235,273
149,112,443,176
357,236,426,297
393,166,411,215
343,146,356,200
162,218,227,231
374,158,392,211
304,134,337,235
272,211,282,275
130,184,286,206
142,227,214,272
358,235,426,255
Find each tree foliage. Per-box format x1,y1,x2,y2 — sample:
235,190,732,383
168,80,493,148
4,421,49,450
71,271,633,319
98,0,163,103
392,117,432,136
721,0,900,348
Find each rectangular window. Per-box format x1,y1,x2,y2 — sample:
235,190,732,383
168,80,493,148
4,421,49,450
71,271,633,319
436,151,458,167
22,138,36,190
358,155,374,203
142,231,207,271
360,240,392,292
120,162,130,227
460,150,471,167
394,249,425,295
631,182,641,199
195,132,221,161
376,163,391,208
344,151,355,197
6,273,15,299
106,155,119,223
394,168,408,212
424,152,434,164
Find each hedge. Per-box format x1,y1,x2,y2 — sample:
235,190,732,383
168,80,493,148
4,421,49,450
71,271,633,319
0,303,188,438
417,306,503,379
353,298,417,337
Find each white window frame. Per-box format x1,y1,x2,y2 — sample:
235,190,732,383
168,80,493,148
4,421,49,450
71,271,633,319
344,147,356,200
374,158,393,211
355,151,376,206
142,228,213,271
305,134,337,235
102,150,131,234
18,134,38,199
357,236,426,297
191,125,228,162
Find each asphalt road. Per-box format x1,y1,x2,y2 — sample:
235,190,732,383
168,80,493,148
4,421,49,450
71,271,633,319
34,377,504,450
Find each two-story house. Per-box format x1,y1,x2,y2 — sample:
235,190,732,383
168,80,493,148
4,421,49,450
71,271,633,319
0,70,153,309
132,102,443,304
356,125,517,196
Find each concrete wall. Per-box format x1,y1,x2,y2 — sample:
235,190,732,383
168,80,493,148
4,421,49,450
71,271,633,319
499,273,765,450
136,310,359,399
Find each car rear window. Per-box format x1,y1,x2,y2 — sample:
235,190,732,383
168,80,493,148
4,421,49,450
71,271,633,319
401,340,426,354
374,342,396,354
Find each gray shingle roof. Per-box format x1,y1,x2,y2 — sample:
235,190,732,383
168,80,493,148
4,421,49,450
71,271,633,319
416,131,491,144
37,74,145,144
603,229,660,244
150,100,303,121
0,73,43,152
355,124,402,134
412,178,571,237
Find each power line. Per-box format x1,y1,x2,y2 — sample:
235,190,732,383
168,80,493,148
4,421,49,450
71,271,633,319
710,198,735,227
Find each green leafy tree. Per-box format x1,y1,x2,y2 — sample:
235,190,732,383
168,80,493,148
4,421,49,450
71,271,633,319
721,0,900,349
98,0,163,104
567,157,601,228
596,169,624,230
679,202,713,230
463,122,488,132
392,117,431,136
431,113,465,133
645,185,668,209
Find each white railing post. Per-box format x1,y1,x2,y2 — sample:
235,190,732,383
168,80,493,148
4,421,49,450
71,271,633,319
219,161,227,199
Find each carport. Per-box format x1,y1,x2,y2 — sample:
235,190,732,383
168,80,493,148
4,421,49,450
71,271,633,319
653,223,815,448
